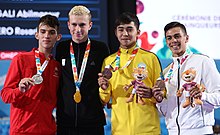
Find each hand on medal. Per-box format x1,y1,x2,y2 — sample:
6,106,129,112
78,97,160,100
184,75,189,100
98,73,109,90
136,84,153,98
152,86,164,103
18,78,35,93
152,80,165,103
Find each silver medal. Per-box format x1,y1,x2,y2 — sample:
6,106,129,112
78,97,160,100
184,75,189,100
32,74,43,84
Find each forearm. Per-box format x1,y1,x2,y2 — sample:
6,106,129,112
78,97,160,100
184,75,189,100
99,87,111,104
1,87,23,104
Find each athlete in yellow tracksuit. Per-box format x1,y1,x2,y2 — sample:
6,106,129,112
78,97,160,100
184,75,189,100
100,45,162,135
99,12,162,135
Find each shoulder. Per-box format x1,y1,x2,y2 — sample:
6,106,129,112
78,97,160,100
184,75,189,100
11,50,34,65
104,52,117,62
14,50,33,59
56,39,71,49
138,48,157,56
192,53,209,58
90,39,106,44
191,53,214,63
51,58,61,66
90,39,109,56
138,48,160,60
90,39,108,48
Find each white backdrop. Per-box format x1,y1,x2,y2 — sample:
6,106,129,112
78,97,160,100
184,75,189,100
137,0,220,59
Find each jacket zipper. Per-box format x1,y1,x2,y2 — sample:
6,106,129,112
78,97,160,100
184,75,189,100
176,59,181,135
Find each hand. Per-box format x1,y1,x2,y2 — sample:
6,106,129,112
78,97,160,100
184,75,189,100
136,84,153,98
18,78,35,93
123,84,130,91
102,68,112,79
189,84,203,99
152,86,164,103
155,80,165,90
98,73,109,90
152,80,165,103
176,89,183,97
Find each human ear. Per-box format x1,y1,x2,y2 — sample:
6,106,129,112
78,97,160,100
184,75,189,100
56,34,62,41
35,32,39,40
185,35,189,43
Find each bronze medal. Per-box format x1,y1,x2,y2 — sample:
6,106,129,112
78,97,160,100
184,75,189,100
102,68,112,79
74,91,81,103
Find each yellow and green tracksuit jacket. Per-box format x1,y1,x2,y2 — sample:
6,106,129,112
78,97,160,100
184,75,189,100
100,46,162,135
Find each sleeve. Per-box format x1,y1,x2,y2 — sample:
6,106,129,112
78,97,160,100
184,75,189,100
149,54,163,103
55,43,62,62
99,58,111,105
156,99,168,116
156,59,169,116
101,42,110,60
201,57,220,108
1,55,25,104
152,54,163,84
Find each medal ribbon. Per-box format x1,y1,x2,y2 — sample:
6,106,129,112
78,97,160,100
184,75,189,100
113,44,139,71
70,39,91,91
164,47,192,82
35,50,50,75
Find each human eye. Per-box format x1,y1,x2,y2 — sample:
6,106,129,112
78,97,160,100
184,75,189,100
40,29,46,34
49,30,57,35
71,23,77,27
117,28,124,32
127,28,133,32
166,36,172,41
174,34,181,39
79,23,86,27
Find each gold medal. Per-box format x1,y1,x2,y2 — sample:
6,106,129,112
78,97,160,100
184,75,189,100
74,91,81,103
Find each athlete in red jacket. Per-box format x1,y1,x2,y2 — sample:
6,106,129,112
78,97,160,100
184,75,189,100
1,14,62,135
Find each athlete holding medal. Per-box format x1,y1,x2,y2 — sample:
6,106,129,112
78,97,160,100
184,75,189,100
98,12,163,135
32,49,50,85
1,15,62,134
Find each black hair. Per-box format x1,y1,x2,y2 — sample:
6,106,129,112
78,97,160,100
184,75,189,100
114,12,140,30
164,21,187,36
37,14,60,33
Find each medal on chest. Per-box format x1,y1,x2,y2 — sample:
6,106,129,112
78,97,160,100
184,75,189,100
110,44,139,73
73,89,82,103
33,50,50,84
70,39,91,103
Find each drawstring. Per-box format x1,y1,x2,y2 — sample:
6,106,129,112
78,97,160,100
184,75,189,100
176,58,181,135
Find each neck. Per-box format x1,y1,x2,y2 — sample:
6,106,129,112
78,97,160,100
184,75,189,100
38,47,51,58
120,43,136,49
72,37,88,44
173,51,185,57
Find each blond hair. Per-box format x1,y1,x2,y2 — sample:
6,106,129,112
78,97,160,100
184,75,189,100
68,5,92,21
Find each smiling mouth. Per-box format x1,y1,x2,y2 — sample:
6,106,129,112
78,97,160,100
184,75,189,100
44,40,50,43
172,45,180,50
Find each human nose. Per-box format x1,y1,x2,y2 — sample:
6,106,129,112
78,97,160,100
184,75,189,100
172,37,178,42
76,25,81,32
45,31,50,38
170,36,178,42
122,30,128,35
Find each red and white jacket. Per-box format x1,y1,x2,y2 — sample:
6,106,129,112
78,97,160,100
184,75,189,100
1,48,61,135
